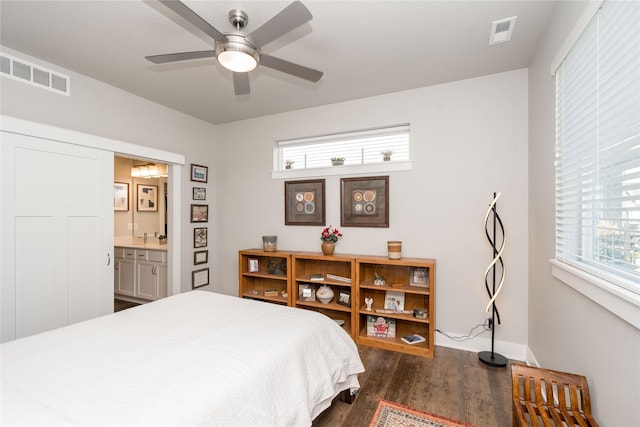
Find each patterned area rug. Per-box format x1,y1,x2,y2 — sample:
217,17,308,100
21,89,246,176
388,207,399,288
369,399,476,427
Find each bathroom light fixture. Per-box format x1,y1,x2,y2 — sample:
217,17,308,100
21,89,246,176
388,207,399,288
131,164,168,178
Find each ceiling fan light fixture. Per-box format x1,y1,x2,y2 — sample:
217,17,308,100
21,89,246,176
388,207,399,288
215,35,259,73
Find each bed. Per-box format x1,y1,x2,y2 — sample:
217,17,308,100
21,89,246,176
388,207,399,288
1,291,365,426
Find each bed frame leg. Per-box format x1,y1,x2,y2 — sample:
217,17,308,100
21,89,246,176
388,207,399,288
340,388,357,404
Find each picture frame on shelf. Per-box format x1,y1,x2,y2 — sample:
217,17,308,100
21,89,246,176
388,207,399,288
337,289,351,307
384,291,405,311
193,187,206,200
190,204,209,223
409,267,429,288
298,284,316,302
248,258,259,272
366,315,396,338
284,179,326,226
190,164,208,183
114,182,129,211
340,176,389,227
194,250,208,265
192,268,209,289
194,227,207,248
136,184,158,212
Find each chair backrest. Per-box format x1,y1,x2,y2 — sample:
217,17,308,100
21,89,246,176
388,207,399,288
511,363,597,426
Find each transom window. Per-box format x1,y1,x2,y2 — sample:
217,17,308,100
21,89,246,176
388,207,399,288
274,124,410,171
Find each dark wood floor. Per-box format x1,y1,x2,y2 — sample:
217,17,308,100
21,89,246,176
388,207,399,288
114,299,141,312
313,345,515,427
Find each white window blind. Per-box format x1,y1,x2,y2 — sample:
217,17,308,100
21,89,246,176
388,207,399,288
275,124,409,171
555,0,640,293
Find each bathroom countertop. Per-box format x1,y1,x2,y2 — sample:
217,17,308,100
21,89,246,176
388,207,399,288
115,238,168,251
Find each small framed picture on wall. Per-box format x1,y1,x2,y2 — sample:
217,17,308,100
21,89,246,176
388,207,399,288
194,250,208,265
191,164,208,183
190,204,209,223
193,187,206,200
194,227,207,248
192,268,209,289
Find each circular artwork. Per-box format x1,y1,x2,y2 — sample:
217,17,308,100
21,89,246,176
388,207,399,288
304,202,315,214
353,191,363,202
304,192,314,202
296,193,304,202
364,202,376,214
296,202,305,212
353,203,363,213
363,190,376,202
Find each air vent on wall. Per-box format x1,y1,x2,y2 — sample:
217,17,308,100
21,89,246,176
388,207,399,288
489,16,517,45
0,53,70,95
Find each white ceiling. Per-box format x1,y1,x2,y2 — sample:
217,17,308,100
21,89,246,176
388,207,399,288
0,0,558,125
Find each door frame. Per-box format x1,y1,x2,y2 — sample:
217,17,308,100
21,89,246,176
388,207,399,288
1,115,185,297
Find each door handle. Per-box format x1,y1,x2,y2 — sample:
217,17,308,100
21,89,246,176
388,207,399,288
107,253,111,266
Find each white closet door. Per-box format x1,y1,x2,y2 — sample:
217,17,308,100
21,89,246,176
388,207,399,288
1,131,114,342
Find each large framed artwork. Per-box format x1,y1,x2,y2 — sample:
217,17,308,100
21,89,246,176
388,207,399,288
284,179,326,226
340,176,389,227
114,182,129,211
137,184,158,212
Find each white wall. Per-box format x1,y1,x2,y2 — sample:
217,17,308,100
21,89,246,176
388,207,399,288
215,69,530,358
528,2,640,425
0,46,217,294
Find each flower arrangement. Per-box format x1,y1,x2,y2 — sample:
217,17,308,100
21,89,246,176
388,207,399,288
381,150,393,160
320,225,343,243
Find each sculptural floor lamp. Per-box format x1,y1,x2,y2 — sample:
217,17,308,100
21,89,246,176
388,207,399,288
478,192,508,367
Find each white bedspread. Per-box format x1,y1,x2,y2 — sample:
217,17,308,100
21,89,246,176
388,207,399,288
1,291,364,426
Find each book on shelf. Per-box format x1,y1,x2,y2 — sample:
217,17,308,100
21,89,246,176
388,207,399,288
326,273,351,283
366,315,396,338
264,289,279,297
400,334,426,345
309,274,324,281
384,291,405,311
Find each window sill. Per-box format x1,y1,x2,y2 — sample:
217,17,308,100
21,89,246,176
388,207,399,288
550,259,640,330
271,161,412,180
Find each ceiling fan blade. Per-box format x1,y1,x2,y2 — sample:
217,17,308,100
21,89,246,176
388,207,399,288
145,50,215,64
245,1,312,48
233,72,251,95
260,54,323,82
158,0,227,42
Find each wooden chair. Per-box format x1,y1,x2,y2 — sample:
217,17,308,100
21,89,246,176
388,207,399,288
511,363,599,427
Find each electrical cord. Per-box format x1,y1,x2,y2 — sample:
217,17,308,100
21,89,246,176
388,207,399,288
436,320,491,341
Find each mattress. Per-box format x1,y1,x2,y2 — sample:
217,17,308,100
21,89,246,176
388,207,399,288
1,291,365,426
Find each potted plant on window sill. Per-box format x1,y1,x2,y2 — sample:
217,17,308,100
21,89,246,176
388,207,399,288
381,150,393,161
331,157,345,166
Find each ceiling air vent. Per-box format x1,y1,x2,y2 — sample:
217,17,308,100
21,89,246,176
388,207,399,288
0,53,70,95
489,16,517,45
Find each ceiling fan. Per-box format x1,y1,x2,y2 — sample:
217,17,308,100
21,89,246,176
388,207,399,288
146,0,323,95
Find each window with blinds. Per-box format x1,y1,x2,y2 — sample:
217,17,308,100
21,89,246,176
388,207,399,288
555,0,640,293
275,124,410,171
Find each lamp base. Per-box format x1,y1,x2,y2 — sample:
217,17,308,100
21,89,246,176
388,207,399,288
478,350,508,367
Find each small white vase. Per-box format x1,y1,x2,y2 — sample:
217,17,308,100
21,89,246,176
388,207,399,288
316,285,334,304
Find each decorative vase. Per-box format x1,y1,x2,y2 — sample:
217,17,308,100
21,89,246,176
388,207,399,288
316,284,334,304
387,240,402,259
321,242,335,255
262,235,277,252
